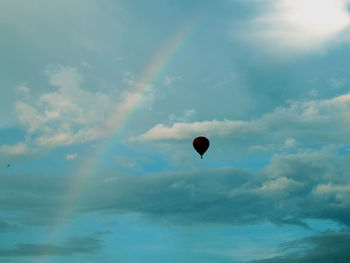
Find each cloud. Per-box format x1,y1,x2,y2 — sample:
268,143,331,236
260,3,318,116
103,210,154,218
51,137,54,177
14,65,113,148
50,149,350,227
131,93,350,152
0,220,18,232
0,172,70,225
251,232,350,263
5,64,157,156
0,232,105,258
66,153,78,160
2,147,350,228
283,138,299,149
115,155,139,169
162,75,181,86
0,142,34,158
237,0,350,55
16,83,30,95
312,183,350,206
168,109,196,123
130,119,251,141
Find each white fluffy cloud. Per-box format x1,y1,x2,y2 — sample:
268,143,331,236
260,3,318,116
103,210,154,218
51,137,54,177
239,0,350,55
313,183,350,205
0,143,33,158
132,93,350,151
9,65,155,153
131,119,251,141
15,65,113,148
66,153,78,160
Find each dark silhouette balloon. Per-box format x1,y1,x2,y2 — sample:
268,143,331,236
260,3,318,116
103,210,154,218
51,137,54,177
193,136,209,159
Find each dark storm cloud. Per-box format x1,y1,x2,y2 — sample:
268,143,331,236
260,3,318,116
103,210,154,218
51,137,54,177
251,232,350,263
259,150,350,226
0,220,18,232
80,149,350,227
1,148,350,227
84,167,264,225
0,232,105,258
0,173,70,225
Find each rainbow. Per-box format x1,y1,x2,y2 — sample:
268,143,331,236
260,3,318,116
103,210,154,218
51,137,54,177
36,17,202,261
67,17,200,211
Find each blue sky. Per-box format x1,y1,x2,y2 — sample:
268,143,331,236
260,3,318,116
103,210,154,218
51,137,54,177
1,0,350,262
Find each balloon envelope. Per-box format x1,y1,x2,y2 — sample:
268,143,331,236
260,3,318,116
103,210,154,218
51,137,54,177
193,136,209,159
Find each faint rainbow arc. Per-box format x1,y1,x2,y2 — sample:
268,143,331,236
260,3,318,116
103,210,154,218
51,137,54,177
36,20,200,263
34,12,207,263
40,18,201,250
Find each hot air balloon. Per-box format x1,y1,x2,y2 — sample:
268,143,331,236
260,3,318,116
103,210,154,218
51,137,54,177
193,136,209,159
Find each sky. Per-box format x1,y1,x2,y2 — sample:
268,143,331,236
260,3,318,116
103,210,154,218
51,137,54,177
1,0,350,262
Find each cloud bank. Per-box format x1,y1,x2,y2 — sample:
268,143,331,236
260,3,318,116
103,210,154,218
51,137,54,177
0,232,105,258
132,93,350,152
252,232,350,263
0,220,18,232
2,148,350,227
